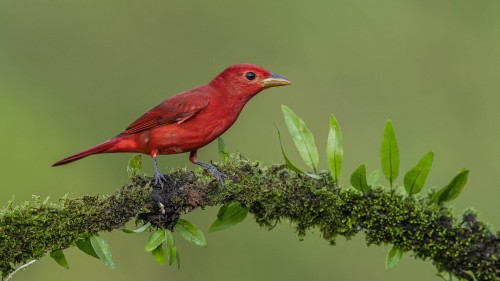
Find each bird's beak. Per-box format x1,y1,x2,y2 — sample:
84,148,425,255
262,73,292,88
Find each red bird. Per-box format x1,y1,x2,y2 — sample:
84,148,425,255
53,64,291,186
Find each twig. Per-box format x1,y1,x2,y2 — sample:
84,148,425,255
5,260,36,281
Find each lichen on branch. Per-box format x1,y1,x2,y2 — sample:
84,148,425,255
0,155,498,280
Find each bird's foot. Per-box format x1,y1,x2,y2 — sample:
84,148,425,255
153,169,173,188
196,162,226,187
207,165,227,187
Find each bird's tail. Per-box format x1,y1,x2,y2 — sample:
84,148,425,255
52,139,119,167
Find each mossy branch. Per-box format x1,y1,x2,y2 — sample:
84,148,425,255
0,155,498,280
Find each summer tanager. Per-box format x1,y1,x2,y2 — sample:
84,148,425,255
53,63,291,186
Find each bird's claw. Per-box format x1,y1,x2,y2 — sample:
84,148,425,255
205,165,226,187
153,169,172,188
195,161,226,187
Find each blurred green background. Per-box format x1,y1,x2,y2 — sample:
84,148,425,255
1,0,499,280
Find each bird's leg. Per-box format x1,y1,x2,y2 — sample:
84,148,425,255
189,150,226,187
150,151,170,188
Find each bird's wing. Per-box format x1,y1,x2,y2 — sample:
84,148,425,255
119,92,210,135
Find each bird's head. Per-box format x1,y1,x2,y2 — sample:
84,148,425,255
210,63,292,98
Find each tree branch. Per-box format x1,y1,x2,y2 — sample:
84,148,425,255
0,155,498,280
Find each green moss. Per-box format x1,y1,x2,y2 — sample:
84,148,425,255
199,156,498,280
0,185,150,275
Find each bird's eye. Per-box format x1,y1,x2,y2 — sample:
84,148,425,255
245,72,256,81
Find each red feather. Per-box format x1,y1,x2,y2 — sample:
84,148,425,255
120,91,209,135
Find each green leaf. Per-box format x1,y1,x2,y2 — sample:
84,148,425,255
458,272,475,281
386,246,403,270
326,114,343,185
145,229,167,252
175,251,181,269
127,155,142,178
404,152,434,195
165,230,177,266
367,170,381,186
380,120,400,186
276,126,304,174
437,271,474,281
350,164,369,193
90,235,115,269
209,202,248,233
281,105,319,173
217,137,230,161
432,170,470,204
175,219,207,247
76,237,99,259
436,272,452,281
151,243,166,265
462,271,476,281
122,222,151,234
50,250,70,269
